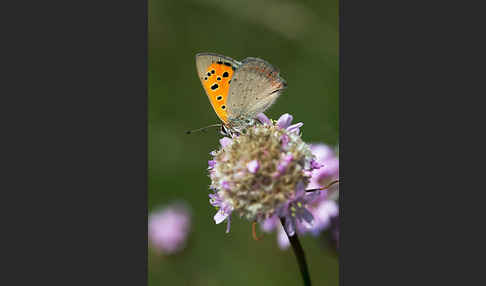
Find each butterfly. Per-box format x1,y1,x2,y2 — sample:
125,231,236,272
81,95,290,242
194,52,287,136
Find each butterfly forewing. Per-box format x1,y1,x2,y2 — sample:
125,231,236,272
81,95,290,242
195,53,241,124
226,57,287,122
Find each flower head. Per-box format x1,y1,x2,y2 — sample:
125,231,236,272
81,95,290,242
208,113,320,234
148,202,191,254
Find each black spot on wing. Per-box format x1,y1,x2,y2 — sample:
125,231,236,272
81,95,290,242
211,83,219,90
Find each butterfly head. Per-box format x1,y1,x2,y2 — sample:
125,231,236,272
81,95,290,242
222,117,257,137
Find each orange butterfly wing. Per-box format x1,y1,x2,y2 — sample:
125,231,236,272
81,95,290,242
196,53,239,124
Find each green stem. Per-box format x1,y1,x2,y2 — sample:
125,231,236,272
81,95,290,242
280,217,312,286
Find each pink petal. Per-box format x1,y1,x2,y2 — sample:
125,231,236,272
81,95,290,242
277,225,290,249
214,209,229,224
256,113,271,125
247,160,260,173
219,137,233,148
276,113,293,129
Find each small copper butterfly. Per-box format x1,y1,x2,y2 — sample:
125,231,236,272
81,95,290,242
194,53,287,136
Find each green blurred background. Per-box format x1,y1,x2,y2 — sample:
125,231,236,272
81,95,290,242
149,0,339,285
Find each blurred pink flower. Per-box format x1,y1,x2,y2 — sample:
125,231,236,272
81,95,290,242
308,144,339,190
148,202,191,254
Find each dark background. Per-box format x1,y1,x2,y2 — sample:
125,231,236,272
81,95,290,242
149,0,339,285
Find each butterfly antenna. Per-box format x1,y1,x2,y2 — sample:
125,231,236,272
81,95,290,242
185,124,222,135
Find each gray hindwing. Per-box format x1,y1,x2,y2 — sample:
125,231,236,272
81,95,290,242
226,57,287,121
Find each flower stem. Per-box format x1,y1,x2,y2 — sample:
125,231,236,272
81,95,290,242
280,217,312,286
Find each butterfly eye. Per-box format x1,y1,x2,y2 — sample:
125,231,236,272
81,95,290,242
241,129,247,135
